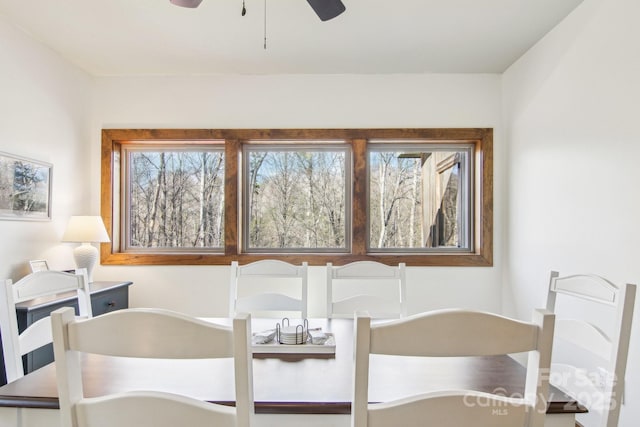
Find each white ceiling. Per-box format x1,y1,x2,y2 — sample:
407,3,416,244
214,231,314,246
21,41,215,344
0,0,583,76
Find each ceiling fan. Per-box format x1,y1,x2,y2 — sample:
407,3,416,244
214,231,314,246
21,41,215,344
170,0,346,21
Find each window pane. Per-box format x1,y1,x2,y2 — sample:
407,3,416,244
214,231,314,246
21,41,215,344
369,146,471,250
245,147,348,251
126,149,224,250
435,158,461,247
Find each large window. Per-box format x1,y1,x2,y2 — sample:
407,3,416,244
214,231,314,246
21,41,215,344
122,144,225,252
101,129,493,266
368,144,472,252
243,144,350,253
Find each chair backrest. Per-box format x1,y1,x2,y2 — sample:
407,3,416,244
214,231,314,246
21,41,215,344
352,308,555,427
0,269,92,383
326,261,407,318
52,307,254,427
546,271,636,427
229,260,308,318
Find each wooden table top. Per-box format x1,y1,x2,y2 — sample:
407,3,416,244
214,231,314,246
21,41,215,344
0,317,585,415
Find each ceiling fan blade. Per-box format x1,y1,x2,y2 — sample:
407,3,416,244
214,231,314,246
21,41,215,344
306,0,346,21
170,0,203,8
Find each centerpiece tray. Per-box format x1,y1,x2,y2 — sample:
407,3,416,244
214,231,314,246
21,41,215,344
251,319,336,357
252,332,336,356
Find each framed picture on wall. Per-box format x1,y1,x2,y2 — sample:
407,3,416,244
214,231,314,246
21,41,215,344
0,152,52,220
29,259,49,273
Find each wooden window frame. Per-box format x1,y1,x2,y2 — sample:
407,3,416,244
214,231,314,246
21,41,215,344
101,128,493,266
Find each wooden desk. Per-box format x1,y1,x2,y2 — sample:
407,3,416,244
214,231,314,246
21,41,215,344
0,318,584,427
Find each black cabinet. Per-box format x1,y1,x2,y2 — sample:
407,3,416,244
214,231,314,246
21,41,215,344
0,281,132,385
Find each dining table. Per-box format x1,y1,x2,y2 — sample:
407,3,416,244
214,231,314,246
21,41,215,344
0,317,585,427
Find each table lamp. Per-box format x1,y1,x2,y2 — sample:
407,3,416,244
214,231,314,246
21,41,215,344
62,216,110,283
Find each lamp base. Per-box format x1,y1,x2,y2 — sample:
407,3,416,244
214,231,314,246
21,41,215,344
73,243,98,283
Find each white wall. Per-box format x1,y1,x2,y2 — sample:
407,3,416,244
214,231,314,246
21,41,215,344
92,73,505,317
0,4,505,325
0,16,94,280
502,0,640,425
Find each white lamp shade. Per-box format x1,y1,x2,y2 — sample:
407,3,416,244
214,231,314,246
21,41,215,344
62,216,111,243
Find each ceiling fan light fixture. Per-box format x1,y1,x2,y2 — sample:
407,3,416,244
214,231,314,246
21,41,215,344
170,0,204,8
306,0,346,21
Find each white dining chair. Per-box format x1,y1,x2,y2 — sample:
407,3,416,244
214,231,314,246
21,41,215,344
352,308,555,427
326,261,407,318
546,271,636,427
229,260,308,318
0,269,92,384
52,307,254,427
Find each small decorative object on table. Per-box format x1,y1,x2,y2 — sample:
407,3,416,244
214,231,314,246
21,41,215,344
252,317,336,357
276,318,309,344
28,259,49,273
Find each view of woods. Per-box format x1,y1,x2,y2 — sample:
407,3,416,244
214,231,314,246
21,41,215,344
128,149,225,249
369,151,424,248
369,149,464,249
125,145,466,252
247,149,347,250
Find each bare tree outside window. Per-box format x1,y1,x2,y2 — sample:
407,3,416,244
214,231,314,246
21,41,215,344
126,148,224,251
369,146,471,251
245,146,349,251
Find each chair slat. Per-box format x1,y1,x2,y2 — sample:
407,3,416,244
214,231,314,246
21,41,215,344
370,309,540,357
332,295,401,319
368,391,529,427
67,308,234,359
12,270,87,302
18,316,53,355
555,318,612,360
77,391,236,427
236,293,304,313
551,274,618,305
238,259,303,277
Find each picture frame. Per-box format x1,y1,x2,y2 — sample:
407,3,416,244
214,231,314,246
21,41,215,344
0,152,52,220
29,259,49,273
